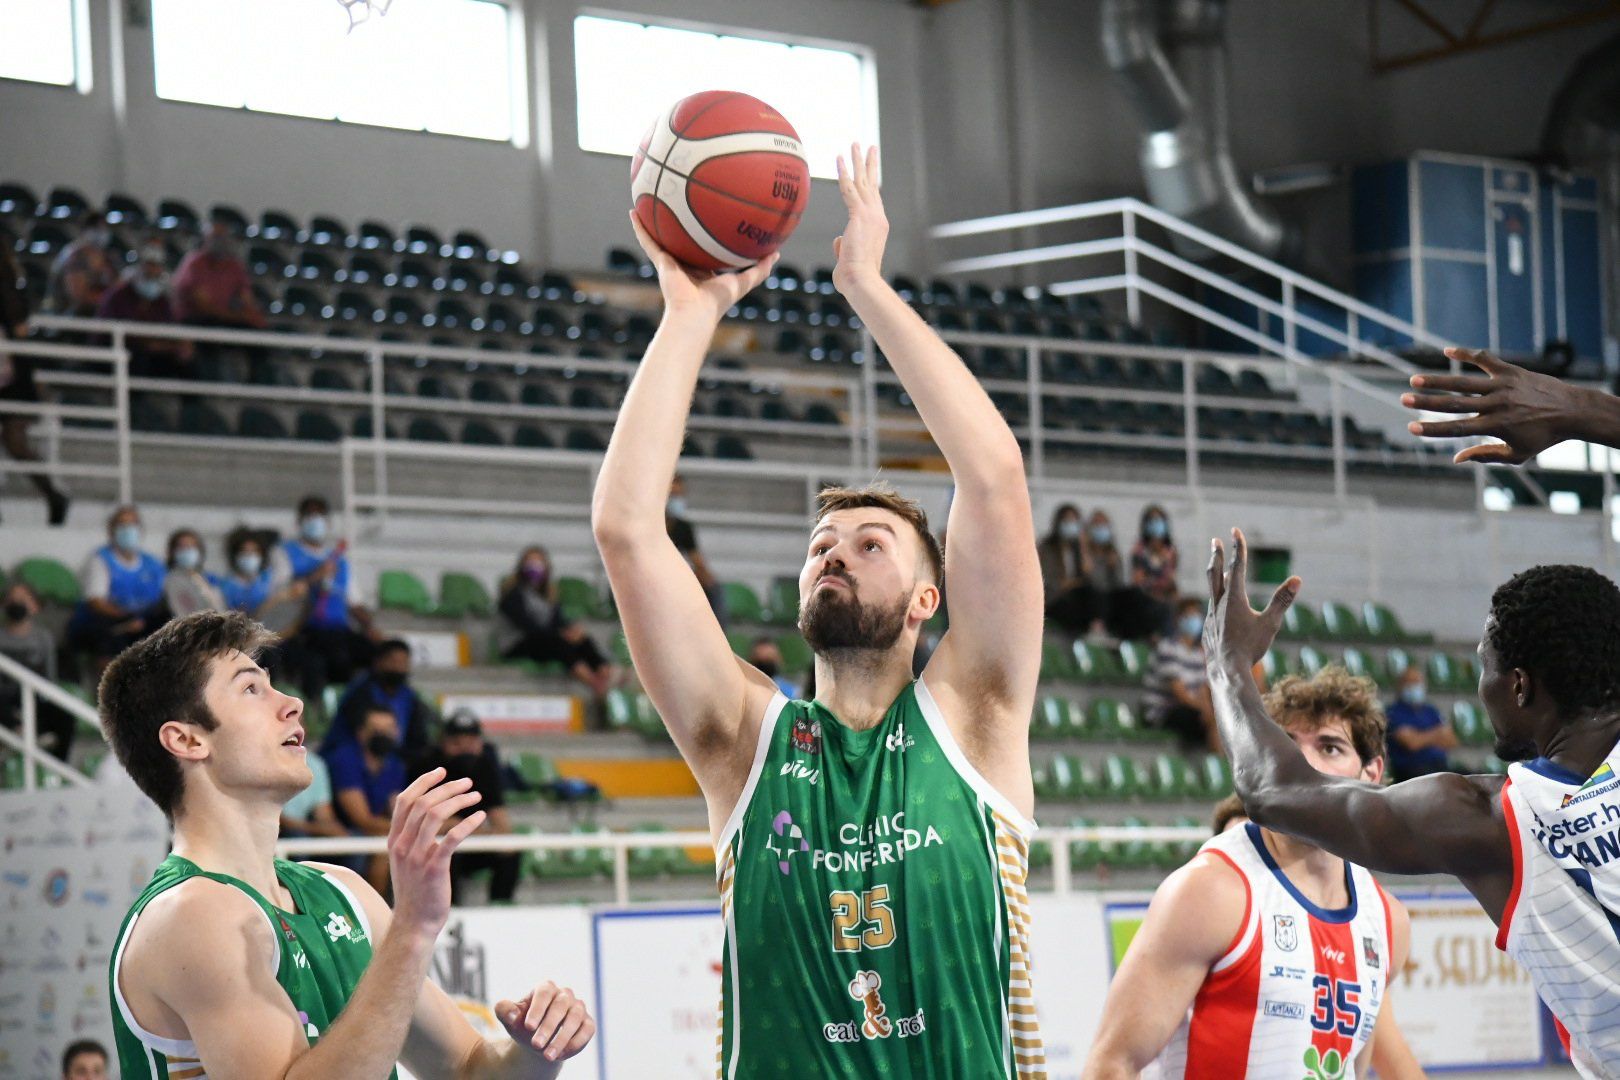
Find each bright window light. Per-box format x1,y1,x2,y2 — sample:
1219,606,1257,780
1482,485,1514,512
1548,490,1582,515
152,0,518,142
0,0,80,87
1535,440,1588,472
574,15,876,180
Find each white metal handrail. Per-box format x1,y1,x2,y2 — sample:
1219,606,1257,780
276,823,1210,905
0,651,97,790
0,335,132,499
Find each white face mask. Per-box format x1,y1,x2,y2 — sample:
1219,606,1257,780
134,275,167,301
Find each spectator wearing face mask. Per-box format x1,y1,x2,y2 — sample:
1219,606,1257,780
1385,665,1456,782
95,243,194,378
67,505,168,673
323,704,407,892
1143,598,1218,751
326,638,437,757
411,710,520,905
269,494,378,699
497,545,617,696
1,228,71,528
0,580,76,761
162,528,226,618
1038,503,1102,637
212,529,276,615
747,637,801,699
46,212,116,316
1130,504,1179,630
171,212,266,331
666,474,727,623
1080,509,1163,642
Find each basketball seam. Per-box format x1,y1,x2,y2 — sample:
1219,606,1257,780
640,147,808,222
671,90,750,139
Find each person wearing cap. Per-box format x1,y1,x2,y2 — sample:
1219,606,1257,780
96,241,194,378
410,709,520,904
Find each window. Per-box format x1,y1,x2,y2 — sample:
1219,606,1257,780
152,0,521,143
573,15,876,180
0,0,86,89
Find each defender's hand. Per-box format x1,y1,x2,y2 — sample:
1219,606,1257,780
1402,346,1590,466
832,143,888,293
1205,528,1300,676
629,212,777,325
496,982,596,1063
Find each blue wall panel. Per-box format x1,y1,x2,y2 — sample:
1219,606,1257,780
1352,162,1410,254
1423,259,1490,346
1418,160,1486,252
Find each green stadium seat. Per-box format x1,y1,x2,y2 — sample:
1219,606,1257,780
1296,646,1326,677
1100,754,1146,799
725,631,752,657
14,557,80,606
1151,754,1197,800
438,571,493,617
1168,815,1204,865
1116,640,1149,684
1427,653,1463,693
556,576,607,621
629,822,674,877
1319,601,1365,641
377,570,435,615
1032,696,1071,740
1339,647,1374,684
1362,601,1432,645
776,635,813,676
633,694,669,741
610,631,633,666
1452,701,1490,746
558,823,611,879
1280,603,1322,641
1042,640,1079,681
764,578,800,626
1107,816,1161,869
1034,754,1086,800
1088,698,1125,739
1028,838,1053,870
1068,641,1099,682
1068,818,1102,870
1198,753,1234,798
720,582,765,624
1261,649,1291,683
1381,647,1413,686
604,689,636,733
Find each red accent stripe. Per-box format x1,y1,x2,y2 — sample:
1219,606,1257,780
1497,778,1525,952
1183,852,1260,1078
1554,1014,1573,1056
1204,850,1253,966
1309,919,1361,1062
1375,879,1394,963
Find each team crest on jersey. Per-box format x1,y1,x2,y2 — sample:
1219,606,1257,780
848,970,892,1039
765,810,810,876
1363,936,1381,969
884,723,915,753
1303,1045,1347,1080
1561,762,1619,808
791,717,822,756
1272,914,1299,951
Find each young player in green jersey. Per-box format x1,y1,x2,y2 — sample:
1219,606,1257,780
594,144,1046,1077
99,610,594,1079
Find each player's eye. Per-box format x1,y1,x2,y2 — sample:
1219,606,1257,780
864,541,882,552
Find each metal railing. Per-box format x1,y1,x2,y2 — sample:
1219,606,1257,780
276,823,1210,906
0,651,96,791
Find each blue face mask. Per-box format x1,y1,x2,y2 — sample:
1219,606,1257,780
113,524,141,552
1401,683,1426,705
301,515,328,544
236,552,263,577
1058,519,1082,541
1180,614,1204,640
174,547,201,571
1145,517,1168,540
1090,524,1113,545
667,496,688,519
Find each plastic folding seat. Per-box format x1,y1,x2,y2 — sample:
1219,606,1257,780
567,384,608,411
42,186,91,221
237,406,288,440
154,198,199,233
380,293,424,327
0,182,38,218
972,311,1006,335
807,333,846,365
1339,647,1375,684
964,281,996,309
923,279,960,308
716,583,763,623
294,410,343,442
310,367,357,393
178,398,231,437
773,295,807,324
512,424,553,448
102,192,148,228
1100,754,1146,800
253,209,300,242
338,253,386,286
765,262,802,291
1296,646,1327,677
447,229,491,262
302,214,348,247
443,262,485,295
350,414,396,439
399,225,442,257
1261,649,1292,684
387,257,433,290
1195,365,1238,397
378,570,435,615
293,250,337,282
1032,697,1074,740
424,297,473,330
605,247,642,276
1319,601,1365,642
1151,754,1196,800
466,377,510,405
492,265,534,299
461,420,503,446
329,289,376,322
416,374,456,399
807,267,836,295
247,244,288,278
571,310,615,342
565,427,606,452
1280,603,1323,641
438,572,494,618
1199,753,1235,798
555,577,608,620
519,380,558,407
406,416,450,443
12,556,80,606
763,579,800,626
538,272,580,303
713,434,752,460
1452,701,1490,746
208,203,250,236
482,302,517,335
1236,368,1274,398
354,220,396,252
23,221,70,257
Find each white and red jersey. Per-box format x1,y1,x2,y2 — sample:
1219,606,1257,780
1500,749,1620,1079
1148,823,1392,1080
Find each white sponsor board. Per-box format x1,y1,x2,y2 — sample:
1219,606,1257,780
439,694,578,734
594,907,727,1078
0,781,168,1080
400,631,466,670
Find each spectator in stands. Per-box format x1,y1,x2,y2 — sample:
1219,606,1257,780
95,242,193,378
666,474,725,622
1385,664,1457,781
1037,503,1101,637
411,710,519,904
1130,503,1178,632
496,545,616,696
59,1039,108,1080
171,211,266,331
278,749,346,845
68,505,168,673
269,494,377,698
327,638,436,757
325,703,407,892
0,581,75,761
163,528,226,618
748,637,801,699
212,528,275,615
1144,597,1217,751
45,211,115,316
1083,509,1161,641
0,230,70,526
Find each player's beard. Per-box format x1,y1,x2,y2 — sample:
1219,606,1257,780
799,576,910,658
1492,732,1537,763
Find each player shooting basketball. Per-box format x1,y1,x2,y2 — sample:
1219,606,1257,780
593,143,1047,1076
1201,347,1620,1077
101,610,594,1079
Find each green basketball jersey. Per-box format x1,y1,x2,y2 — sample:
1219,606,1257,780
716,680,1045,1078
109,854,393,1080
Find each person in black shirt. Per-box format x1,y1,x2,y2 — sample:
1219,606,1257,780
666,474,726,622
412,710,520,904
0,230,69,525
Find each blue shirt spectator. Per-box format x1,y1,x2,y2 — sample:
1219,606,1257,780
325,709,407,833
214,531,275,614
1385,668,1456,780
323,638,436,756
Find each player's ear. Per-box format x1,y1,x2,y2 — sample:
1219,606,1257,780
1511,668,1534,711
1361,754,1386,786
159,719,210,763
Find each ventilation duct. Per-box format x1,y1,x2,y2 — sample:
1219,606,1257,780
1101,0,1298,264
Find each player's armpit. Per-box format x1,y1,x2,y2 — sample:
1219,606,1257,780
1080,855,1249,1079
125,878,312,1080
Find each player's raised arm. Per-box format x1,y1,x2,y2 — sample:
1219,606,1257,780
590,219,781,807
831,145,1043,727
1202,529,1511,890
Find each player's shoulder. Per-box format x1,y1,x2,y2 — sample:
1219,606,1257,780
1140,850,1252,960
122,876,272,986
1153,847,1250,914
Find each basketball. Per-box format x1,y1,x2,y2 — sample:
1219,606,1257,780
630,90,811,272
